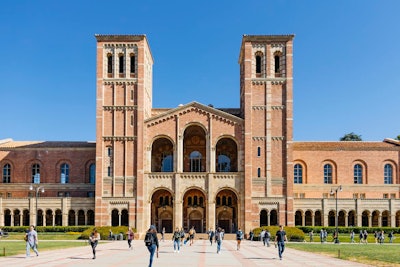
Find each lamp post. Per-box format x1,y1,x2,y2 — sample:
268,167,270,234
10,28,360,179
330,185,342,244
30,184,44,227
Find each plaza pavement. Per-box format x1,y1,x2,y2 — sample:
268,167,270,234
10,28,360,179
0,239,373,267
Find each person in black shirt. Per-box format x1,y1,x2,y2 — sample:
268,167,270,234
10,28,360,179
274,225,287,260
145,225,159,267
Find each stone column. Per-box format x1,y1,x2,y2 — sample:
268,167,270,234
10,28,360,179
368,215,372,227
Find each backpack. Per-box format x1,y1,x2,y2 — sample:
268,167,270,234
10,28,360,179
144,232,154,246
236,230,243,239
173,231,180,239
215,231,221,241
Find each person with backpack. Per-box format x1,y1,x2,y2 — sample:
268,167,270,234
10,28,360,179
89,228,100,259
189,226,196,246
236,227,244,250
144,225,159,267
274,225,287,260
215,227,223,254
172,227,181,253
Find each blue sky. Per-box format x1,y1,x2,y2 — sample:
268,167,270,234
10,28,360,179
1,0,399,142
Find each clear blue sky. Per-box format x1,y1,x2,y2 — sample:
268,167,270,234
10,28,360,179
1,0,399,142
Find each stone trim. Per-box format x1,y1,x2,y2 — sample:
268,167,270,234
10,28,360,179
103,106,136,111
103,136,136,141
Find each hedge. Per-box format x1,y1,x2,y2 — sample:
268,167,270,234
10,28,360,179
251,226,305,241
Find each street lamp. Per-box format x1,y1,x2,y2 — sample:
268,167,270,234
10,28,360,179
330,185,342,244
30,184,44,226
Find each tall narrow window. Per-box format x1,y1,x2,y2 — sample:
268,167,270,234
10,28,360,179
257,167,261,178
274,55,280,73
107,166,112,177
294,164,303,184
89,163,96,184
119,54,124,73
190,151,202,172
130,54,135,73
257,147,261,157
354,164,363,184
3,163,11,183
384,164,393,184
32,164,40,183
323,164,332,184
107,147,112,157
107,54,113,74
60,163,69,184
256,55,262,74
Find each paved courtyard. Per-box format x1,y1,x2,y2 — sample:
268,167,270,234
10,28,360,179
0,239,372,267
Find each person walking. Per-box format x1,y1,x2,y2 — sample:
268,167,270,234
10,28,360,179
189,226,196,246
208,228,215,246
126,227,134,249
274,225,287,260
144,225,159,267
172,227,181,253
350,230,355,243
25,225,39,258
309,230,314,242
236,227,244,250
179,227,185,246
161,227,165,242
265,229,271,247
320,230,324,243
249,230,254,241
215,227,223,254
388,230,394,243
89,228,100,259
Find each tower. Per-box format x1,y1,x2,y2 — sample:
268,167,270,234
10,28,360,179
239,35,295,226
94,35,153,230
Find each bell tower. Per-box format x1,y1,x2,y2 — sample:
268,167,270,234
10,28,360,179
239,35,295,227
94,35,153,230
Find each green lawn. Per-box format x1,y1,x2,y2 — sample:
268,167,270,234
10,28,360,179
287,243,400,267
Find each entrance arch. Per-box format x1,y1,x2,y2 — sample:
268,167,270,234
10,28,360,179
215,189,238,233
183,188,206,233
151,189,174,233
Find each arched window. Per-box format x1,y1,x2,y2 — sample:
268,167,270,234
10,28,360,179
60,163,69,183
89,163,95,184
107,147,112,157
354,164,363,184
190,151,202,172
119,54,124,73
161,153,173,172
257,147,261,157
32,164,40,183
257,167,261,178
217,154,230,172
294,164,303,184
384,164,393,184
130,53,135,73
256,55,262,74
107,54,113,74
3,163,11,183
324,164,332,184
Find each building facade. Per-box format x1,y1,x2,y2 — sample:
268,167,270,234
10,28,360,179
0,34,399,234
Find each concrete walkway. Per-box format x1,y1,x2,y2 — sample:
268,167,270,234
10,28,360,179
0,239,372,267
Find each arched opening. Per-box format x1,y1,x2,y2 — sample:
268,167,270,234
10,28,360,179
55,210,62,226
348,210,356,227
295,210,302,226
260,210,268,226
151,138,174,172
151,189,174,233
215,189,238,233
183,125,207,172
87,210,95,225
111,209,119,226
37,209,44,226
314,210,322,226
4,209,11,226
13,209,21,226
270,210,278,226
78,210,85,225
121,209,129,226
23,209,30,226
372,211,379,227
46,210,53,226
338,210,346,226
305,210,312,226
68,210,76,226
328,211,335,227
362,211,369,227
382,210,390,227
215,138,238,172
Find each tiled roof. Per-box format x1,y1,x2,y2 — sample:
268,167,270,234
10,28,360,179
292,140,400,151
0,139,95,149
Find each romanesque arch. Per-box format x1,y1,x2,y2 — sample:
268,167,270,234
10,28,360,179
151,188,174,233
151,137,174,172
215,189,238,233
183,188,206,233
183,125,207,172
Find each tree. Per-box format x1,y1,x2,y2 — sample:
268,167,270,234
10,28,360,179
339,132,362,141
395,135,400,141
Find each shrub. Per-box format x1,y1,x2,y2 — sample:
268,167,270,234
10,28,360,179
81,226,136,240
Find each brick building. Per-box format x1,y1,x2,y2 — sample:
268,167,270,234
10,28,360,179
1,34,399,234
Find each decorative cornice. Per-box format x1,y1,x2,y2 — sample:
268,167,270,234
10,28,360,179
252,105,285,110
103,136,136,141
103,80,137,85
251,78,286,85
104,43,137,48
253,137,266,141
271,105,285,110
271,136,285,141
271,43,285,48
103,106,136,111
